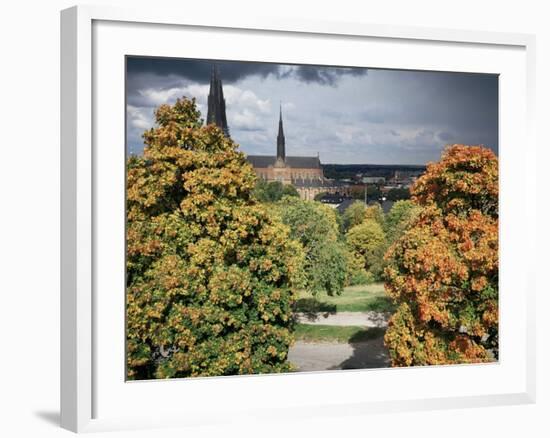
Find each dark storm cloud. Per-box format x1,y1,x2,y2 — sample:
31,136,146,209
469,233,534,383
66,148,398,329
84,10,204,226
126,57,498,164
280,65,368,86
127,57,367,86
399,71,498,133
127,57,276,84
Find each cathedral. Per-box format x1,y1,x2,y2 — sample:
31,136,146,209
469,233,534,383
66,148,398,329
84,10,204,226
206,66,350,200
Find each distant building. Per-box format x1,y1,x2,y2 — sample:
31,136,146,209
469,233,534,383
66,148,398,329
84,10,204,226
246,106,350,200
335,198,357,215
205,66,350,200
247,106,324,185
362,176,386,184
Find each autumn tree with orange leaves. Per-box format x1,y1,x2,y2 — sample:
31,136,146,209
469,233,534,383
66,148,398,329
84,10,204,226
384,145,498,366
126,98,304,379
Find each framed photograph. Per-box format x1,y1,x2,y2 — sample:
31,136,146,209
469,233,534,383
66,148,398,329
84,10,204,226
61,5,536,433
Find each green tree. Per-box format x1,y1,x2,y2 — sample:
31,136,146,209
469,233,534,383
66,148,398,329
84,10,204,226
349,184,380,201
341,200,366,231
346,220,386,280
253,180,299,203
386,187,411,201
384,145,498,367
126,97,305,379
275,196,346,296
365,203,385,227
384,200,421,245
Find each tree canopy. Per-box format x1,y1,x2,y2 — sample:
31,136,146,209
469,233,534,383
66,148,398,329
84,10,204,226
346,219,386,279
253,180,299,203
342,200,367,231
126,98,304,379
384,145,498,366
384,200,421,245
364,203,385,227
275,196,346,296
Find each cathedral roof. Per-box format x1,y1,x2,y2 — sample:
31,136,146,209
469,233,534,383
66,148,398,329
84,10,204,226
247,155,321,169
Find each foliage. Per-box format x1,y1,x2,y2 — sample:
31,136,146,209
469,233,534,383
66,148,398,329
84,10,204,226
384,200,422,244
275,196,346,296
386,187,411,201
412,145,498,217
253,180,299,202
126,97,305,379
346,220,387,281
349,270,375,286
384,145,499,366
365,203,385,227
344,245,370,286
342,200,366,231
350,184,381,201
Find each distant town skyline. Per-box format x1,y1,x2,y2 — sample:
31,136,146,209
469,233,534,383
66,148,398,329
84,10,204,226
126,56,498,165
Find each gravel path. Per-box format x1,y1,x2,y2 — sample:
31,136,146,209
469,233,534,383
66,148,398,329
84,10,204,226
295,311,389,327
288,336,390,371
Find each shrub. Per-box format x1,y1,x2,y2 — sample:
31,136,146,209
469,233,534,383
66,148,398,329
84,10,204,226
126,98,305,379
347,268,375,286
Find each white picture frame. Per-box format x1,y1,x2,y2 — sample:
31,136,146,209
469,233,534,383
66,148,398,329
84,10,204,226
60,4,536,433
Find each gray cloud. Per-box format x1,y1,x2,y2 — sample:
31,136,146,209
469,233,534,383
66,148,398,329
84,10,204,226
127,57,367,90
126,57,498,164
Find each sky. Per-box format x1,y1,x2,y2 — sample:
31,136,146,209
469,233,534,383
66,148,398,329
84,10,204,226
126,56,498,165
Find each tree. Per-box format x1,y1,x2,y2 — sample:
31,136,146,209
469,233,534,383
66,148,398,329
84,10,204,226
345,220,386,280
384,145,498,367
126,98,305,379
253,180,299,203
386,187,411,201
275,196,346,296
384,200,421,245
349,184,380,201
341,200,366,231
365,203,385,227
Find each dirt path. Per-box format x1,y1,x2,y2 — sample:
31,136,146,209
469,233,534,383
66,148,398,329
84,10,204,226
288,336,390,371
295,311,389,327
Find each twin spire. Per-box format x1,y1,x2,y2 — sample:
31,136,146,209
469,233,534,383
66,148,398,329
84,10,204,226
206,64,286,161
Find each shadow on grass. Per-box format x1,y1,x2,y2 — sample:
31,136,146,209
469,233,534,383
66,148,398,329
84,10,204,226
361,296,396,313
295,298,337,321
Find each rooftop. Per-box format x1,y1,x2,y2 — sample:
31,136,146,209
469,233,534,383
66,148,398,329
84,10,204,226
247,155,321,169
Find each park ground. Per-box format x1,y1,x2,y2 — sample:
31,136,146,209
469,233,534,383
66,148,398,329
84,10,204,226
288,283,393,371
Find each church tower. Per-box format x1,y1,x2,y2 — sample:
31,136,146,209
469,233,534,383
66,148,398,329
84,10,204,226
206,65,230,137
276,104,286,162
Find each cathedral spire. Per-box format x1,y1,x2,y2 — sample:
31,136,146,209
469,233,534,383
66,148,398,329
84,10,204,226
277,102,285,162
207,64,230,137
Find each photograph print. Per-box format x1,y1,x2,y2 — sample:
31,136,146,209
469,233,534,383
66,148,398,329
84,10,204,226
125,56,499,380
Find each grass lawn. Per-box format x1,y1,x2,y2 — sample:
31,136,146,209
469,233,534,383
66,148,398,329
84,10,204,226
294,324,386,343
296,283,395,313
